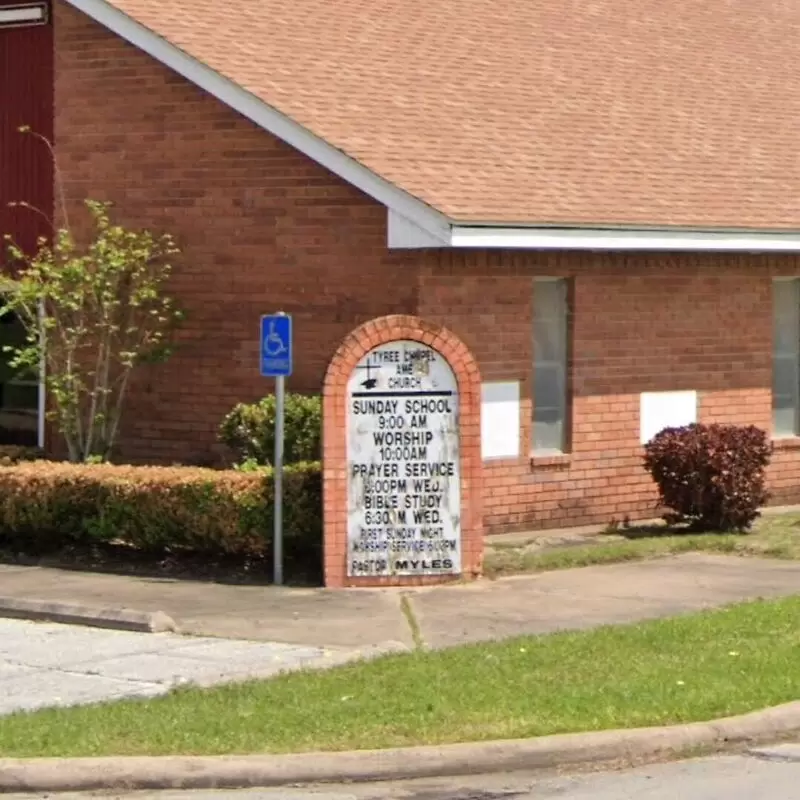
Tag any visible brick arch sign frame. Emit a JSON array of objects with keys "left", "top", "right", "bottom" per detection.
[{"left": 322, "top": 315, "right": 484, "bottom": 588}]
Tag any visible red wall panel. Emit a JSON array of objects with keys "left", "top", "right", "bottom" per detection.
[{"left": 0, "top": 1, "right": 54, "bottom": 268}]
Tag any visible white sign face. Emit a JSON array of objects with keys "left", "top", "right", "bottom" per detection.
[{"left": 346, "top": 340, "right": 461, "bottom": 578}]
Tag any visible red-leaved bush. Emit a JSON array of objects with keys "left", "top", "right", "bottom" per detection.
[{"left": 643, "top": 423, "right": 772, "bottom": 532}]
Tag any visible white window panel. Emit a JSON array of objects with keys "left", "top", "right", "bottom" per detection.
[
  {"left": 772, "top": 279, "right": 800, "bottom": 438},
  {"left": 532, "top": 278, "right": 569, "bottom": 454}
]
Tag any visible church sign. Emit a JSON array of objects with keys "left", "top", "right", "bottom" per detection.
[{"left": 346, "top": 340, "right": 461, "bottom": 578}]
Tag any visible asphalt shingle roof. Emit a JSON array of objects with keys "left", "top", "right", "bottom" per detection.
[{"left": 98, "top": 0, "right": 800, "bottom": 228}]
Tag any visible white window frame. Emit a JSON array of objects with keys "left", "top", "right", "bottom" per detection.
[
  {"left": 0, "top": 3, "right": 48, "bottom": 28},
  {"left": 532, "top": 277, "right": 570, "bottom": 455}
]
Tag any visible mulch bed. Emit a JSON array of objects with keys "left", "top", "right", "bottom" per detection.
[{"left": 0, "top": 542, "right": 320, "bottom": 586}]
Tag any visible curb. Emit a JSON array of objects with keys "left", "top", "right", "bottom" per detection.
[
  {"left": 0, "top": 596, "right": 178, "bottom": 633},
  {"left": 3, "top": 701, "right": 800, "bottom": 792}
]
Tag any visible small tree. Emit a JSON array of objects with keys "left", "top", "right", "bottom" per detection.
[{"left": 3, "top": 198, "right": 183, "bottom": 462}]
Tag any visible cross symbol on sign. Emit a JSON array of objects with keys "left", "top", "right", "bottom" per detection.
[{"left": 354, "top": 361, "right": 380, "bottom": 390}]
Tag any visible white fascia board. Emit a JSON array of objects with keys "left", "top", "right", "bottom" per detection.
[
  {"left": 449, "top": 226, "right": 800, "bottom": 252},
  {"left": 63, "top": 0, "right": 452, "bottom": 244},
  {"left": 387, "top": 210, "right": 450, "bottom": 248}
]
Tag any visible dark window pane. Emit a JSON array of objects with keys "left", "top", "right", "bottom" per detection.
[{"left": 0, "top": 306, "right": 38, "bottom": 447}]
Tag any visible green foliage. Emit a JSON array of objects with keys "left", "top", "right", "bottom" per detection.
[
  {"left": 0, "top": 461, "right": 322, "bottom": 578},
  {"left": 643, "top": 423, "right": 772, "bottom": 532},
  {"left": 0, "top": 445, "right": 43, "bottom": 465},
  {"left": 4, "top": 187, "right": 183, "bottom": 462},
  {"left": 219, "top": 394, "right": 321, "bottom": 466}
]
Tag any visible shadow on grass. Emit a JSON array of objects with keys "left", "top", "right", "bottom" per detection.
[
  {"left": 610, "top": 516, "right": 755, "bottom": 540},
  {"left": 612, "top": 523, "right": 696, "bottom": 540}
]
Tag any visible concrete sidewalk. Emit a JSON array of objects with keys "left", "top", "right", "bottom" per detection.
[
  {"left": 3, "top": 552, "right": 800, "bottom": 649},
  {"left": 0, "top": 618, "right": 330, "bottom": 715}
]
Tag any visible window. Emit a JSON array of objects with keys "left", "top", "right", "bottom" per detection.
[
  {"left": 0, "top": 3, "right": 48, "bottom": 29},
  {"left": 773, "top": 278, "right": 800, "bottom": 438},
  {"left": 0, "top": 307, "right": 38, "bottom": 447},
  {"left": 532, "top": 278, "right": 570, "bottom": 454}
]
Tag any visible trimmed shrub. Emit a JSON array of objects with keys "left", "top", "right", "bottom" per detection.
[
  {"left": 0, "top": 461, "right": 322, "bottom": 576},
  {"left": 643, "top": 423, "right": 771, "bottom": 532},
  {"left": 219, "top": 394, "right": 321, "bottom": 466},
  {"left": 0, "top": 445, "right": 44, "bottom": 465}
]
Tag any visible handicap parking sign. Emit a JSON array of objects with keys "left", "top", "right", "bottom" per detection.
[{"left": 260, "top": 314, "right": 292, "bottom": 377}]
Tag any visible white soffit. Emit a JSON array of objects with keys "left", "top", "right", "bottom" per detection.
[{"left": 447, "top": 226, "right": 800, "bottom": 252}]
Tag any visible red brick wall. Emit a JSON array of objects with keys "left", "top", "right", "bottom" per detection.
[
  {"left": 420, "top": 252, "right": 800, "bottom": 531},
  {"left": 55, "top": 5, "right": 800, "bottom": 531},
  {"left": 54, "top": 3, "right": 416, "bottom": 464}
]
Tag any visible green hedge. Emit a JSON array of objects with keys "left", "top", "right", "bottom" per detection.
[
  {"left": 0, "top": 461, "right": 322, "bottom": 577},
  {"left": 219, "top": 394, "right": 321, "bottom": 466},
  {"left": 0, "top": 445, "right": 44, "bottom": 465}
]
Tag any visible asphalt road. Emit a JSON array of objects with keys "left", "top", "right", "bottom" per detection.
[{"left": 8, "top": 748, "right": 800, "bottom": 799}]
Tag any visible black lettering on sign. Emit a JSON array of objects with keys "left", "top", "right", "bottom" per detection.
[
  {"left": 403, "top": 348, "right": 435, "bottom": 363},
  {"left": 365, "top": 509, "right": 407, "bottom": 525},
  {"left": 413, "top": 509, "right": 442, "bottom": 524},
  {"left": 352, "top": 540, "right": 390, "bottom": 553},
  {"left": 353, "top": 399, "right": 398, "bottom": 415},
  {"left": 380, "top": 445, "right": 428, "bottom": 461},
  {"left": 364, "top": 495, "right": 398, "bottom": 510},
  {"left": 410, "top": 414, "right": 428, "bottom": 428},
  {"left": 404, "top": 462, "right": 455, "bottom": 478},
  {"left": 394, "top": 559, "right": 454, "bottom": 571},
  {"left": 404, "top": 495, "right": 442, "bottom": 509},
  {"left": 405, "top": 398, "right": 452, "bottom": 414},
  {"left": 370, "top": 350, "right": 399, "bottom": 364},
  {"left": 365, "top": 478, "right": 407, "bottom": 494},
  {"left": 352, "top": 559, "right": 389, "bottom": 573},
  {"left": 358, "top": 527, "right": 384, "bottom": 540},
  {"left": 373, "top": 430, "right": 433, "bottom": 446},
  {"left": 388, "top": 376, "right": 422, "bottom": 389}
]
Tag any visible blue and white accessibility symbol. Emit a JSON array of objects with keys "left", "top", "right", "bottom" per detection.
[{"left": 260, "top": 314, "right": 293, "bottom": 377}]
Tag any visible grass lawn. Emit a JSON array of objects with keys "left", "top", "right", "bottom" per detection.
[
  {"left": 484, "top": 511, "right": 800, "bottom": 578},
  {"left": 4, "top": 596, "right": 800, "bottom": 757}
]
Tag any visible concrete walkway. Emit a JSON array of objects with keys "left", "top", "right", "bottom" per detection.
[
  {"left": 0, "top": 618, "right": 329, "bottom": 715},
  {"left": 3, "top": 552, "right": 800, "bottom": 650}
]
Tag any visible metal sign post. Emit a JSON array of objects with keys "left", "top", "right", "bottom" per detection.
[
  {"left": 260, "top": 313, "right": 293, "bottom": 586},
  {"left": 274, "top": 372, "right": 285, "bottom": 586}
]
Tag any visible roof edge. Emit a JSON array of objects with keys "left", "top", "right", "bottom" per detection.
[
  {"left": 63, "top": 0, "right": 452, "bottom": 243},
  {"left": 444, "top": 226, "right": 800, "bottom": 252}
]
